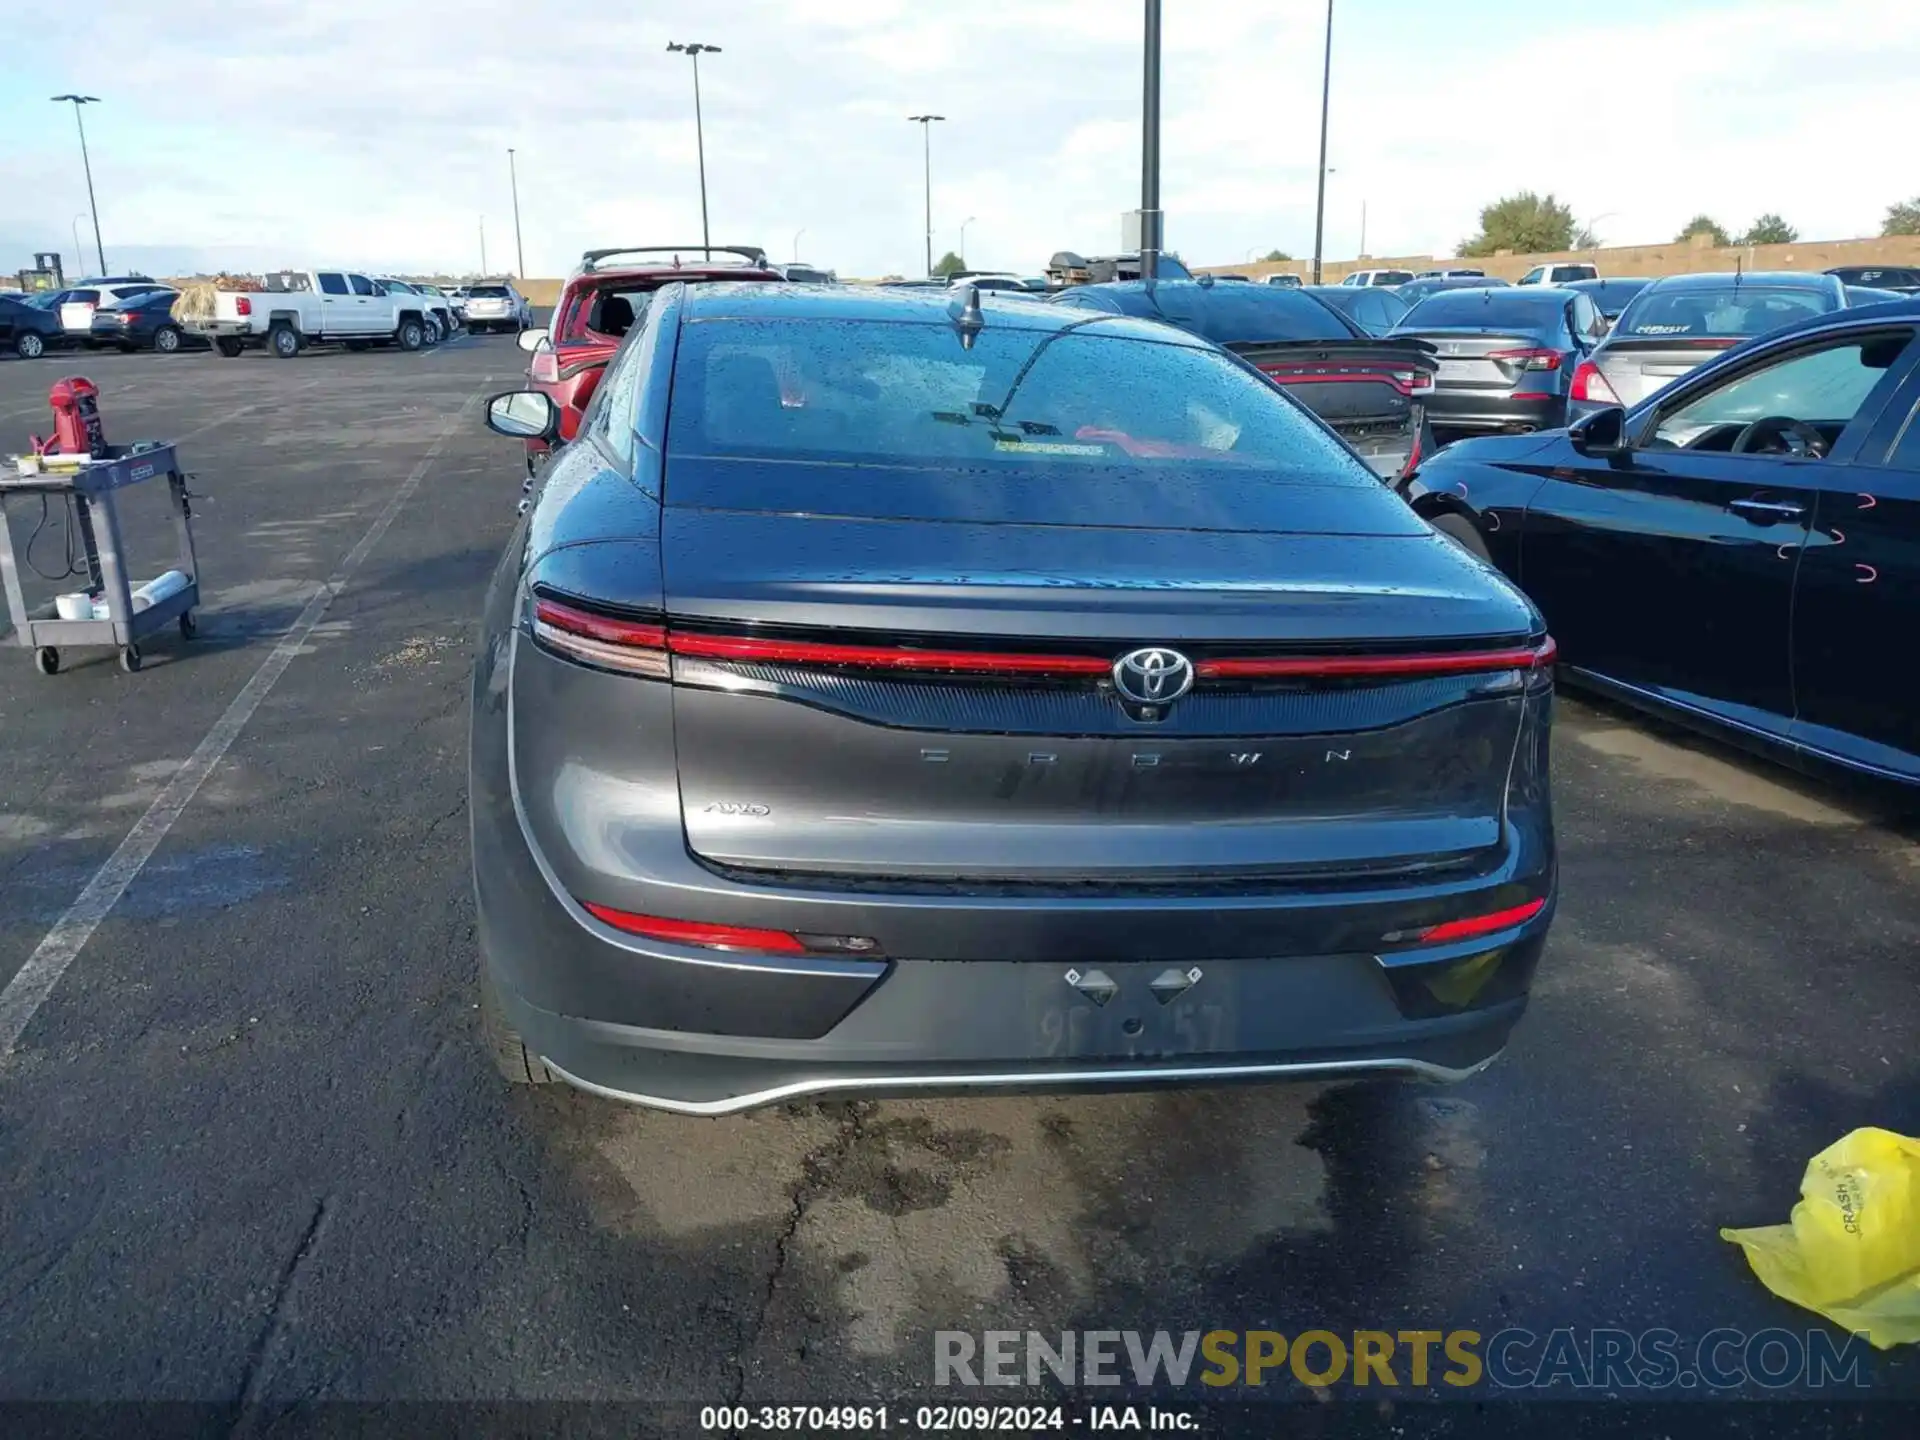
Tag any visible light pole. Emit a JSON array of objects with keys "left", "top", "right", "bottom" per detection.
[
  {"left": 479, "top": 216, "right": 488, "bottom": 276},
  {"left": 1140, "top": 0, "right": 1163, "bottom": 281},
  {"left": 792, "top": 227, "right": 806, "bottom": 263},
  {"left": 668, "top": 41, "right": 721, "bottom": 257},
  {"left": 51, "top": 95, "right": 106, "bottom": 275},
  {"left": 71, "top": 215, "right": 88, "bottom": 274},
  {"left": 506, "top": 149, "right": 525, "bottom": 278},
  {"left": 1580, "top": 211, "right": 1618, "bottom": 253},
  {"left": 908, "top": 115, "right": 945, "bottom": 278},
  {"left": 1311, "top": 0, "right": 1333, "bottom": 285},
  {"left": 959, "top": 216, "right": 975, "bottom": 266}
]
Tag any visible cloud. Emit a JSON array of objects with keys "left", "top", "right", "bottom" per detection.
[{"left": 2, "top": 0, "right": 1916, "bottom": 280}]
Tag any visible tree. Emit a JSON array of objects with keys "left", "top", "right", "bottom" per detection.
[
  {"left": 1260, "top": 248, "right": 1292, "bottom": 262},
  {"left": 1739, "top": 214, "right": 1798, "bottom": 245},
  {"left": 1676, "top": 215, "right": 1731, "bottom": 246},
  {"left": 1458, "top": 191, "right": 1576, "bottom": 258},
  {"left": 1884, "top": 198, "right": 1920, "bottom": 237},
  {"left": 932, "top": 250, "right": 966, "bottom": 278},
  {"left": 1572, "top": 224, "right": 1601, "bottom": 250}
]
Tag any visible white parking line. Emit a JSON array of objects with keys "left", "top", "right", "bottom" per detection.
[{"left": 0, "top": 382, "right": 489, "bottom": 1060}]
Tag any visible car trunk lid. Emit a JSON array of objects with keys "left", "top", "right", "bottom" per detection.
[
  {"left": 655, "top": 480, "right": 1541, "bottom": 882},
  {"left": 1592, "top": 336, "right": 1740, "bottom": 407},
  {"left": 1225, "top": 337, "right": 1436, "bottom": 478},
  {"left": 1389, "top": 327, "right": 1558, "bottom": 396}
]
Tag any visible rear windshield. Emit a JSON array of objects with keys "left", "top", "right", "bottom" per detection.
[
  {"left": 561, "top": 287, "right": 653, "bottom": 341},
  {"left": 664, "top": 317, "right": 1365, "bottom": 477},
  {"left": 1399, "top": 292, "right": 1566, "bottom": 328},
  {"left": 1616, "top": 286, "right": 1832, "bottom": 338},
  {"left": 468, "top": 285, "right": 510, "bottom": 297}
]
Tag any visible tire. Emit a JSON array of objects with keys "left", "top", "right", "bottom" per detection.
[
  {"left": 395, "top": 317, "right": 424, "bottom": 352},
  {"left": 479, "top": 967, "right": 555, "bottom": 1085},
  {"left": 118, "top": 645, "right": 142, "bottom": 673},
  {"left": 268, "top": 322, "right": 301, "bottom": 359},
  {"left": 1430, "top": 512, "right": 1492, "bottom": 562},
  {"left": 214, "top": 337, "right": 244, "bottom": 358},
  {"left": 33, "top": 646, "right": 58, "bottom": 676},
  {"left": 423, "top": 314, "right": 443, "bottom": 345},
  {"left": 178, "top": 611, "right": 197, "bottom": 639},
  {"left": 14, "top": 331, "right": 45, "bottom": 359},
  {"left": 153, "top": 325, "right": 182, "bottom": 354}
]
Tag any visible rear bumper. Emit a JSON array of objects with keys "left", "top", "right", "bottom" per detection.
[
  {"left": 1424, "top": 388, "right": 1566, "bottom": 433},
  {"left": 184, "top": 320, "right": 255, "bottom": 340},
  {"left": 475, "top": 709, "right": 1555, "bottom": 1114}
]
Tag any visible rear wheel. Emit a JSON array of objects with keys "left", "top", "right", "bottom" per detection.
[
  {"left": 153, "top": 325, "right": 182, "bottom": 354},
  {"left": 1430, "top": 512, "right": 1492, "bottom": 561},
  {"left": 423, "top": 314, "right": 444, "bottom": 345},
  {"left": 213, "top": 337, "right": 244, "bottom": 358},
  {"left": 395, "top": 317, "right": 424, "bottom": 352},
  {"left": 15, "top": 331, "right": 45, "bottom": 359},
  {"left": 479, "top": 967, "right": 556, "bottom": 1085},
  {"left": 268, "top": 322, "right": 301, "bottom": 359}
]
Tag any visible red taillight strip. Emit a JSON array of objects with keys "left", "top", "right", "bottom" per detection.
[
  {"left": 1258, "top": 367, "right": 1432, "bottom": 397},
  {"left": 1197, "top": 638, "right": 1554, "bottom": 680},
  {"left": 581, "top": 902, "right": 810, "bottom": 954},
  {"left": 667, "top": 631, "right": 1113, "bottom": 677},
  {"left": 1414, "top": 897, "right": 1548, "bottom": 944},
  {"left": 535, "top": 595, "right": 1557, "bottom": 686}
]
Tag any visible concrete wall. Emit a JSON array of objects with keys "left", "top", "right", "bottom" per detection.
[{"left": 1199, "top": 233, "right": 1920, "bottom": 286}]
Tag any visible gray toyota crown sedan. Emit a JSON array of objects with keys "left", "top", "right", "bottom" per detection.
[{"left": 470, "top": 281, "right": 1557, "bottom": 1115}]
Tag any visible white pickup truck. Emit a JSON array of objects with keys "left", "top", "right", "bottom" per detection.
[{"left": 183, "top": 268, "right": 435, "bottom": 358}]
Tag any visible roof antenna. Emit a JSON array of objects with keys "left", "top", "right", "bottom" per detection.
[{"left": 949, "top": 283, "right": 984, "bottom": 350}]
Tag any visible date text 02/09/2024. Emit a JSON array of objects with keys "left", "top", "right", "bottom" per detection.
[{"left": 699, "top": 1404, "right": 1200, "bottom": 1431}]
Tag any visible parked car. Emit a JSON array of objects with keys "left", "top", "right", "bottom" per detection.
[
  {"left": 471, "top": 281, "right": 1557, "bottom": 1114},
  {"left": 1517, "top": 263, "right": 1598, "bottom": 286},
  {"left": 1301, "top": 284, "right": 1408, "bottom": 336},
  {"left": 1050, "top": 277, "right": 1438, "bottom": 478},
  {"left": 379, "top": 279, "right": 453, "bottom": 343},
  {"left": 445, "top": 285, "right": 470, "bottom": 320},
  {"left": 415, "top": 282, "right": 463, "bottom": 334},
  {"left": 1396, "top": 299, "right": 1920, "bottom": 785},
  {"left": 1046, "top": 251, "right": 1194, "bottom": 286},
  {"left": 0, "top": 294, "right": 65, "bottom": 358},
  {"left": 58, "top": 281, "right": 174, "bottom": 338},
  {"left": 464, "top": 280, "right": 533, "bottom": 333},
  {"left": 780, "top": 263, "right": 837, "bottom": 284},
  {"left": 1263, "top": 273, "right": 1304, "bottom": 288},
  {"left": 1416, "top": 268, "right": 1486, "bottom": 279},
  {"left": 1563, "top": 277, "right": 1652, "bottom": 323},
  {"left": 89, "top": 288, "right": 197, "bottom": 353},
  {"left": 1339, "top": 269, "right": 1414, "bottom": 288},
  {"left": 1827, "top": 266, "right": 1920, "bottom": 295},
  {"left": 1565, "top": 271, "right": 1848, "bottom": 420},
  {"left": 518, "top": 246, "right": 784, "bottom": 473},
  {"left": 1391, "top": 286, "right": 1607, "bottom": 437},
  {"left": 1395, "top": 275, "right": 1513, "bottom": 310},
  {"left": 947, "top": 273, "right": 1029, "bottom": 292},
  {"left": 182, "top": 268, "right": 434, "bottom": 357}
]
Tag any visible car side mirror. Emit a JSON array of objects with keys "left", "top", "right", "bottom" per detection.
[
  {"left": 485, "top": 390, "right": 559, "bottom": 442},
  {"left": 1569, "top": 405, "right": 1627, "bottom": 455},
  {"left": 516, "top": 327, "right": 550, "bottom": 353}
]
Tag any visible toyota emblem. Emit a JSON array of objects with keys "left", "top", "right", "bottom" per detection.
[{"left": 1112, "top": 647, "right": 1195, "bottom": 707}]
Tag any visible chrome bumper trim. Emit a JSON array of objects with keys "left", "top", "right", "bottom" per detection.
[{"left": 539, "top": 1050, "right": 1503, "bottom": 1117}]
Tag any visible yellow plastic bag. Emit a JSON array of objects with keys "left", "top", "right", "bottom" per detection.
[{"left": 1721, "top": 1127, "right": 1920, "bottom": 1349}]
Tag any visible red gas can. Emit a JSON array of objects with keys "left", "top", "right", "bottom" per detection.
[{"left": 45, "top": 377, "right": 110, "bottom": 458}]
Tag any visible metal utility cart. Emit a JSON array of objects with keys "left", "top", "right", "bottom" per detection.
[{"left": 0, "top": 442, "right": 200, "bottom": 674}]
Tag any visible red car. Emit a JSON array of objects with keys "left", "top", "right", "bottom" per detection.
[{"left": 522, "top": 246, "right": 785, "bottom": 471}]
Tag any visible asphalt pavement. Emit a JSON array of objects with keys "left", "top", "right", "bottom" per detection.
[{"left": 0, "top": 335, "right": 1917, "bottom": 1438}]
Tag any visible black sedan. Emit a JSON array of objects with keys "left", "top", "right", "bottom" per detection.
[
  {"left": 89, "top": 289, "right": 195, "bottom": 353},
  {"left": 1564, "top": 276, "right": 1652, "bottom": 323},
  {"left": 1300, "top": 283, "right": 1408, "bottom": 336},
  {"left": 469, "top": 281, "right": 1555, "bottom": 1115},
  {"left": 1391, "top": 286, "right": 1609, "bottom": 438},
  {"left": 1398, "top": 298, "right": 1920, "bottom": 785},
  {"left": 0, "top": 294, "right": 66, "bottom": 359}
]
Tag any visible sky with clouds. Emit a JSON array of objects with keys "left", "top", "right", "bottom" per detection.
[{"left": 4, "top": 0, "right": 1918, "bottom": 281}]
